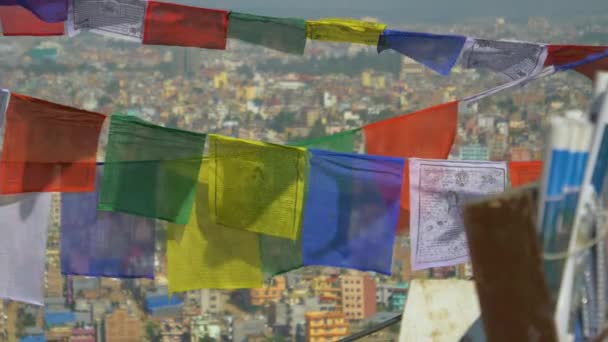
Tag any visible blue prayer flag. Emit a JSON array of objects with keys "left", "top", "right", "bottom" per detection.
[
  {"left": 301, "top": 149, "right": 404, "bottom": 275},
  {"left": 61, "top": 165, "right": 155, "bottom": 279},
  {"left": 0, "top": 0, "right": 67, "bottom": 22},
  {"left": 378, "top": 30, "right": 466, "bottom": 76}
]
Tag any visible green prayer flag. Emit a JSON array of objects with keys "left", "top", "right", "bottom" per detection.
[
  {"left": 289, "top": 129, "right": 360, "bottom": 153},
  {"left": 227, "top": 12, "right": 307, "bottom": 55},
  {"left": 259, "top": 234, "right": 302, "bottom": 279},
  {"left": 98, "top": 115, "right": 206, "bottom": 224}
]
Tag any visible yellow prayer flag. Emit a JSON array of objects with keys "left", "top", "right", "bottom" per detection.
[
  {"left": 208, "top": 134, "right": 307, "bottom": 240},
  {"left": 305, "top": 18, "right": 387, "bottom": 45},
  {"left": 166, "top": 161, "right": 263, "bottom": 293}
]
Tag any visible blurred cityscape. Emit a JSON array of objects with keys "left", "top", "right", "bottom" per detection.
[{"left": 0, "top": 14, "right": 607, "bottom": 342}]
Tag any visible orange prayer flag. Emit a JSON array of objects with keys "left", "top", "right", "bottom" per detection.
[
  {"left": 544, "top": 45, "right": 608, "bottom": 80},
  {"left": 143, "top": 1, "right": 228, "bottom": 49},
  {"left": 0, "top": 5, "right": 64, "bottom": 36},
  {"left": 509, "top": 161, "right": 543, "bottom": 188},
  {"left": 363, "top": 101, "right": 458, "bottom": 233},
  {"left": 0, "top": 93, "right": 106, "bottom": 194}
]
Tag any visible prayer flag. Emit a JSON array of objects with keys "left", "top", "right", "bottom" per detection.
[
  {"left": 409, "top": 159, "right": 507, "bottom": 270},
  {"left": 306, "top": 18, "right": 386, "bottom": 46},
  {"left": 143, "top": 1, "right": 228, "bottom": 49},
  {"left": 228, "top": 12, "right": 306, "bottom": 55},
  {"left": 259, "top": 234, "right": 302, "bottom": 279},
  {"left": 0, "top": 5, "right": 64, "bottom": 36},
  {"left": 510, "top": 161, "right": 543, "bottom": 187},
  {"left": 61, "top": 165, "right": 155, "bottom": 279},
  {"left": 0, "top": 0, "right": 67, "bottom": 22},
  {"left": 166, "top": 161, "right": 263, "bottom": 293},
  {"left": 544, "top": 45, "right": 608, "bottom": 80},
  {"left": 461, "top": 38, "right": 547, "bottom": 80},
  {"left": 67, "top": 0, "right": 147, "bottom": 42},
  {"left": 301, "top": 149, "right": 404, "bottom": 275},
  {"left": 98, "top": 115, "right": 206, "bottom": 224},
  {"left": 363, "top": 101, "right": 458, "bottom": 233},
  {"left": 0, "top": 193, "right": 52, "bottom": 305},
  {"left": 378, "top": 30, "right": 466, "bottom": 76},
  {"left": 0, "top": 93, "right": 105, "bottom": 194},
  {"left": 289, "top": 129, "right": 360, "bottom": 153},
  {"left": 208, "top": 135, "right": 307, "bottom": 240}
]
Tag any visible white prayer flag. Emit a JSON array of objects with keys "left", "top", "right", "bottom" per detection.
[
  {"left": 67, "top": 0, "right": 147, "bottom": 42},
  {"left": 409, "top": 159, "right": 507, "bottom": 270}
]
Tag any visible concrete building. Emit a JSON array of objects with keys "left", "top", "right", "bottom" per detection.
[
  {"left": 305, "top": 311, "right": 348, "bottom": 342},
  {"left": 104, "top": 308, "right": 143, "bottom": 342},
  {"left": 250, "top": 276, "right": 286, "bottom": 306},
  {"left": 340, "top": 275, "right": 377, "bottom": 321},
  {"left": 459, "top": 144, "right": 489, "bottom": 160},
  {"left": 200, "top": 290, "right": 224, "bottom": 316}
]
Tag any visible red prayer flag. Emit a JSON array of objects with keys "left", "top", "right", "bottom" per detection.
[
  {"left": 544, "top": 45, "right": 608, "bottom": 79},
  {"left": 143, "top": 1, "right": 228, "bottom": 49},
  {"left": 0, "top": 6, "right": 64, "bottom": 36},
  {"left": 0, "top": 93, "right": 106, "bottom": 194},
  {"left": 509, "top": 161, "right": 543, "bottom": 188},
  {"left": 363, "top": 101, "right": 458, "bottom": 233}
]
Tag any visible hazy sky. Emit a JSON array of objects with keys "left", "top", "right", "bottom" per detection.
[{"left": 182, "top": 0, "right": 608, "bottom": 23}]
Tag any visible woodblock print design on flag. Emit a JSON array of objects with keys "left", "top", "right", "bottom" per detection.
[
  {"left": 0, "top": 5, "right": 64, "bottom": 36},
  {"left": 363, "top": 101, "right": 458, "bottom": 233},
  {"left": 143, "top": 1, "right": 228, "bottom": 49},
  {"left": 378, "top": 30, "right": 467, "bottom": 76},
  {"left": 208, "top": 134, "right": 307, "bottom": 240},
  {"left": 409, "top": 159, "right": 507, "bottom": 270},
  {"left": 166, "top": 160, "right": 263, "bottom": 293},
  {"left": 301, "top": 149, "right": 404, "bottom": 275},
  {"left": 0, "top": 0, "right": 67, "bottom": 22},
  {"left": 0, "top": 193, "right": 52, "bottom": 305},
  {"left": 306, "top": 18, "right": 386, "bottom": 46},
  {"left": 0, "top": 93, "right": 105, "bottom": 194},
  {"left": 227, "top": 12, "right": 306, "bottom": 55},
  {"left": 509, "top": 161, "right": 543, "bottom": 187},
  {"left": 67, "top": 0, "right": 147, "bottom": 42},
  {"left": 544, "top": 45, "right": 608, "bottom": 80},
  {"left": 289, "top": 128, "right": 360, "bottom": 153},
  {"left": 61, "top": 165, "right": 155, "bottom": 279},
  {"left": 98, "top": 115, "right": 206, "bottom": 224},
  {"left": 460, "top": 38, "right": 548, "bottom": 80}
]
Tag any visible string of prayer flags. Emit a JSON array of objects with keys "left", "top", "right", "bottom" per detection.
[
  {"left": 305, "top": 18, "right": 386, "bottom": 46},
  {"left": 61, "top": 165, "right": 155, "bottom": 279},
  {"left": 0, "top": 193, "right": 52, "bottom": 305},
  {"left": 67, "top": 0, "right": 148, "bottom": 42},
  {"left": 289, "top": 128, "right": 360, "bottom": 153},
  {"left": 509, "top": 161, "right": 543, "bottom": 187},
  {"left": 166, "top": 161, "right": 263, "bottom": 293},
  {"left": 143, "top": 1, "right": 228, "bottom": 49},
  {"left": 544, "top": 45, "right": 608, "bottom": 80},
  {"left": 460, "top": 38, "right": 548, "bottom": 80},
  {"left": 0, "top": 5, "right": 64, "bottom": 36},
  {"left": 377, "top": 30, "right": 467, "bottom": 76},
  {"left": 98, "top": 115, "right": 206, "bottom": 224},
  {"left": 0, "top": 93, "right": 105, "bottom": 194},
  {"left": 207, "top": 134, "right": 307, "bottom": 240},
  {"left": 363, "top": 101, "right": 459, "bottom": 230},
  {"left": 0, "top": 0, "right": 67, "bottom": 22},
  {"left": 301, "top": 149, "right": 404, "bottom": 275},
  {"left": 409, "top": 159, "right": 507, "bottom": 270},
  {"left": 259, "top": 234, "right": 302, "bottom": 279},
  {"left": 227, "top": 12, "right": 306, "bottom": 55}
]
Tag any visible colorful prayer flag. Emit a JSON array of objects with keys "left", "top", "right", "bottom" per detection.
[
  {"left": 98, "top": 115, "right": 206, "bottom": 224},
  {"left": 143, "top": 1, "right": 228, "bottom": 49},
  {"left": 509, "top": 161, "right": 543, "bottom": 187},
  {"left": 289, "top": 129, "right": 360, "bottom": 153},
  {"left": 301, "top": 149, "right": 404, "bottom": 275},
  {"left": 61, "top": 165, "right": 155, "bottom": 279},
  {"left": 544, "top": 45, "right": 608, "bottom": 80},
  {"left": 67, "top": 0, "right": 147, "bottom": 42},
  {"left": 208, "top": 135, "right": 307, "bottom": 240},
  {"left": 0, "top": 193, "right": 52, "bottom": 305},
  {"left": 0, "top": 93, "right": 105, "bottom": 194},
  {"left": 259, "top": 234, "right": 302, "bottom": 279},
  {"left": 363, "top": 101, "right": 459, "bottom": 232},
  {"left": 0, "top": 0, "right": 67, "bottom": 22},
  {"left": 306, "top": 18, "right": 386, "bottom": 46},
  {"left": 0, "top": 5, "right": 64, "bottom": 36},
  {"left": 166, "top": 161, "right": 263, "bottom": 293},
  {"left": 228, "top": 12, "right": 306, "bottom": 55},
  {"left": 378, "top": 30, "right": 466, "bottom": 76}
]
